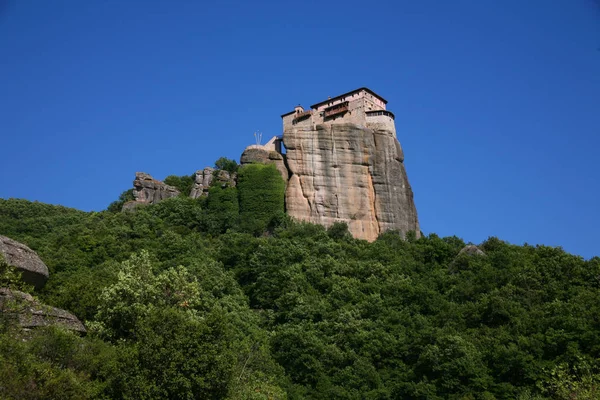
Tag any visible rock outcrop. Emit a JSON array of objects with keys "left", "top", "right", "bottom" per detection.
[
  {"left": 214, "top": 170, "right": 236, "bottom": 189},
  {"left": 283, "top": 122, "right": 419, "bottom": 242},
  {"left": 0, "top": 288, "right": 86, "bottom": 333},
  {"left": 122, "top": 172, "right": 180, "bottom": 210},
  {"left": 240, "top": 145, "right": 289, "bottom": 182},
  {"left": 0, "top": 235, "right": 85, "bottom": 333},
  {"left": 0, "top": 235, "right": 49, "bottom": 289},
  {"left": 190, "top": 167, "right": 215, "bottom": 198},
  {"left": 132, "top": 172, "right": 180, "bottom": 203},
  {"left": 123, "top": 91, "right": 420, "bottom": 242},
  {"left": 458, "top": 245, "right": 486, "bottom": 257}
]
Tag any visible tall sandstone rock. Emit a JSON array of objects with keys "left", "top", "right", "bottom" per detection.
[
  {"left": 123, "top": 89, "right": 419, "bottom": 241},
  {"left": 283, "top": 122, "right": 419, "bottom": 241}
]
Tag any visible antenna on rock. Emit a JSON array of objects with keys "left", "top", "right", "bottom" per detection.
[{"left": 254, "top": 131, "right": 263, "bottom": 146}]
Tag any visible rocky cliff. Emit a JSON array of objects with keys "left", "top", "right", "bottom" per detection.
[{"left": 282, "top": 122, "right": 419, "bottom": 242}]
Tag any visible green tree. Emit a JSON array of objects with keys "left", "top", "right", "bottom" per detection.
[
  {"left": 107, "top": 189, "right": 135, "bottom": 213},
  {"left": 215, "top": 157, "right": 239, "bottom": 174},
  {"left": 164, "top": 173, "right": 196, "bottom": 196}
]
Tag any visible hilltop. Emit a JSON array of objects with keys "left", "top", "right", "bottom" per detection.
[{"left": 0, "top": 196, "right": 599, "bottom": 399}]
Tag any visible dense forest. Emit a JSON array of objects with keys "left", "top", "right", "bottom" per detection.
[{"left": 1, "top": 160, "right": 599, "bottom": 399}]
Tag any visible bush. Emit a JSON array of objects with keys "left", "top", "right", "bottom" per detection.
[
  {"left": 164, "top": 174, "right": 196, "bottom": 196},
  {"left": 204, "top": 186, "right": 239, "bottom": 234},
  {"left": 237, "top": 164, "right": 285, "bottom": 235},
  {"left": 106, "top": 189, "right": 135, "bottom": 213}
]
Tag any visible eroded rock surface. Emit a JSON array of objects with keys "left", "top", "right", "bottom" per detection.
[
  {"left": 283, "top": 122, "right": 419, "bottom": 242},
  {"left": 190, "top": 167, "right": 215, "bottom": 198},
  {"left": 122, "top": 172, "right": 180, "bottom": 210},
  {"left": 214, "top": 170, "right": 236, "bottom": 189},
  {"left": 240, "top": 146, "right": 289, "bottom": 181},
  {"left": 458, "top": 245, "right": 486, "bottom": 257},
  {"left": 0, "top": 235, "right": 49, "bottom": 289},
  {"left": 0, "top": 288, "right": 86, "bottom": 333}
]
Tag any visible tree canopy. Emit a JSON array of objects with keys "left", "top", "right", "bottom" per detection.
[{"left": 0, "top": 189, "right": 599, "bottom": 399}]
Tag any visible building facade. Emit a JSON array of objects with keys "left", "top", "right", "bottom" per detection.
[{"left": 281, "top": 87, "right": 396, "bottom": 136}]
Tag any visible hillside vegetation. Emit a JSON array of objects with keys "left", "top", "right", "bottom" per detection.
[{"left": 1, "top": 167, "right": 599, "bottom": 399}]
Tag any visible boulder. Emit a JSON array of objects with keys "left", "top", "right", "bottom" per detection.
[
  {"left": 0, "top": 288, "right": 86, "bottom": 334},
  {"left": 0, "top": 235, "right": 49, "bottom": 289},
  {"left": 240, "top": 146, "right": 289, "bottom": 181},
  {"left": 283, "top": 122, "right": 419, "bottom": 242},
  {"left": 458, "top": 245, "right": 486, "bottom": 257}
]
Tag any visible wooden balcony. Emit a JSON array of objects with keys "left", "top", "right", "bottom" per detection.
[
  {"left": 293, "top": 110, "right": 312, "bottom": 122},
  {"left": 323, "top": 102, "right": 349, "bottom": 118}
]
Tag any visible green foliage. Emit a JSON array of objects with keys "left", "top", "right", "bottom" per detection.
[
  {"left": 0, "top": 326, "right": 120, "bottom": 399},
  {"left": 107, "top": 189, "right": 135, "bottom": 213},
  {"left": 0, "top": 254, "right": 34, "bottom": 293},
  {"left": 327, "top": 222, "right": 351, "bottom": 240},
  {"left": 164, "top": 173, "right": 196, "bottom": 196},
  {"left": 0, "top": 197, "right": 599, "bottom": 399},
  {"left": 537, "top": 357, "right": 600, "bottom": 399},
  {"left": 205, "top": 186, "right": 240, "bottom": 234},
  {"left": 215, "top": 157, "right": 239, "bottom": 174},
  {"left": 237, "top": 164, "right": 285, "bottom": 235}
]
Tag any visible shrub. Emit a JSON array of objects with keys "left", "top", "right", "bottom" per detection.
[{"left": 237, "top": 164, "right": 285, "bottom": 235}]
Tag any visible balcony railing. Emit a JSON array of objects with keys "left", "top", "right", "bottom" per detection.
[
  {"left": 323, "top": 102, "right": 349, "bottom": 118},
  {"left": 293, "top": 110, "right": 312, "bottom": 122},
  {"left": 365, "top": 110, "right": 395, "bottom": 120}
]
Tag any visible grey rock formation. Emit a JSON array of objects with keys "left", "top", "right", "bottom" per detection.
[
  {"left": 0, "top": 235, "right": 49, "bottom": 289},
  {"left": 190, "top": 167, "right": 215, "bottom": 198},
  {"left": 0, "top": 288, "right": 86, "bottom": 333},
  {"left": 458, "top": 245, "right": 486, "bottom": 257},
  {"left": 133, "top": 172, "right": 180, "bottom": 203},
  {"left": 122, "top": 172, "right": 180, "bottom": 210},
  {"left": 283, "top": 122, "right": 419, "bottom": 242},
  {"left": 240, "top": 146, "right": 289, "bottom": 181},
  {"left": 214, "top": 170, "right": 236, "bottom": 188}
]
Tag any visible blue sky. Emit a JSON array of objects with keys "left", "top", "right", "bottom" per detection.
[{"left": 1, "top": 0, "right": 598, "bottom": 258}]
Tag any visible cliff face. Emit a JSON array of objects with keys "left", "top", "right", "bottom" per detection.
[{"left": 283, "top": 122, "right": 419, "bottom": 241}]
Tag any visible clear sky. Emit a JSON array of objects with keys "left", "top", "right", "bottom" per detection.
[{"left": 1, "top": 0, "right": 598, "bottom": 258}]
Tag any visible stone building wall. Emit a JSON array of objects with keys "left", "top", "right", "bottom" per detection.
[
  {"left": 365, "top": 112, "right": 396, "bottom": 137},
  {"left": 282, "top": 89, "right": 388, "bottom": 132}
]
